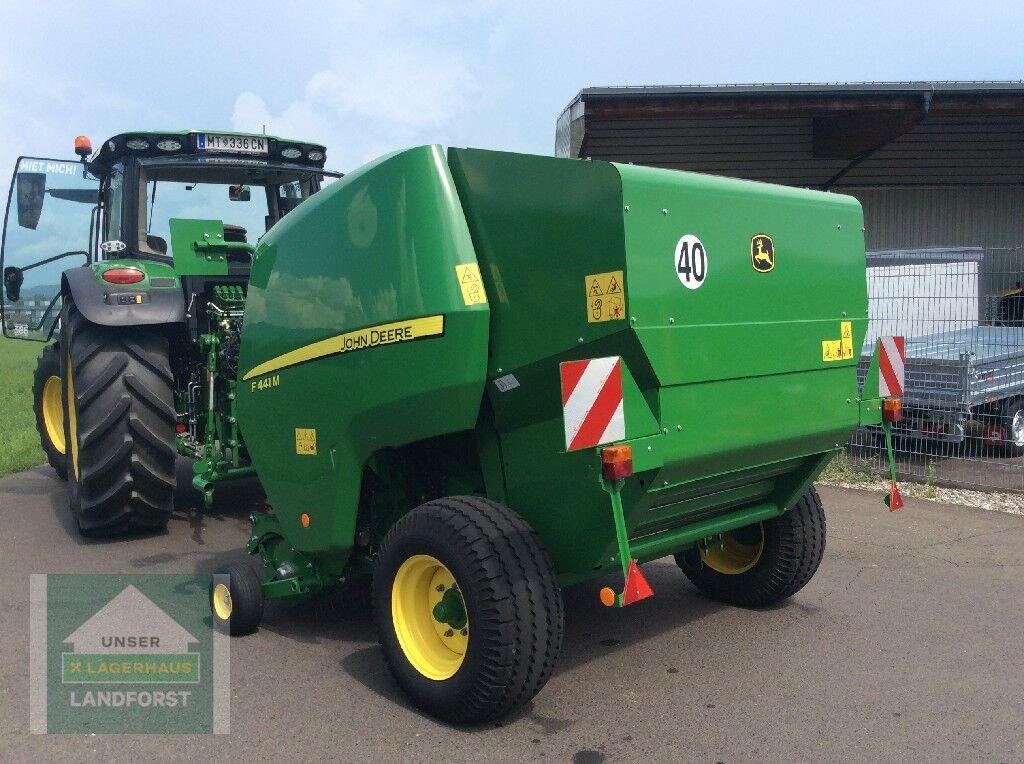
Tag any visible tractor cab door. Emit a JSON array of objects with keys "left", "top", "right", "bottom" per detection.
[{"left": 1, "top": 157, "right": 97, "bottom": 341}]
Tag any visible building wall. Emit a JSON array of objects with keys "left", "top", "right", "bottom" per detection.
[{"left": 854, "top": 186, "right": 1024, "bottom": 250}]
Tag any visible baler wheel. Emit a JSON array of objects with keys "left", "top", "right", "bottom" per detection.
[
  {"left": 676, "top": 486, "right": 826, "bottom": 607},
  {"left": 32, "top": 342, "right": 68, "bottom": 480},
  {"left": 61, "top": 299, "right": 176, "bottom": 536},
  {"left": 211, "top": 562, "right": 264, "bottom": 636},
  {"left": 372, "top": 496, "right": 563, "bottom": 724}
]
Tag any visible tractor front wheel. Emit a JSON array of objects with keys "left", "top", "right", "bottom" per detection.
[
  {"left": 372, "top": 496, "right": 563, "bottom": 724},
  {"left": 32, "top": 342, "right": 68, "bottom": 480},
  {"left": 62, "top": 300, "right": 176, "bottom": 536},
  {"left": 676, "top": 485, "right": 826, "bottom": 607}
]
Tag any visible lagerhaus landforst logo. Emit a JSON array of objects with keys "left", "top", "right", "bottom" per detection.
[{"left": 30, "top": 574, "right": 229, "bottom": 734}]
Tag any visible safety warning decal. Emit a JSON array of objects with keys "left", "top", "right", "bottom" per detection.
[
  {"left": 455, "top": 263, "right": 487, "bottom": 306},
  {"left": 585, "top": 270, "right": 626, "bottom": 323},
  {"left": 560, "top": 356, "right": 625, "bottom": 451},
  {"left": 822, "top": 320, "right": 854, "bottom": 362},
  {"left": 295, "top": 428, "right": 317, "bottom": 456}
]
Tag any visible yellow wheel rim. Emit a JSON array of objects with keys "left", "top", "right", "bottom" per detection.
[
  {"left": 42, "top": 375, "right": 65, "bottom": 455},
  {"left": 212, "top": 583, "right": 233, "bottom": 621},
  {"left": 702, "top": 524, "right": 765, "bottom": 575},
  {"left": 392, "top": 555, "right": 468, "bottom": 681},
  {"left": 66, "top": 352, "right": 80, "bottom": 480}
]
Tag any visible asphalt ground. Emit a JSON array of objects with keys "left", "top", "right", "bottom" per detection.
[{"left": 1, "top": 467, "right": 1022, "bottom": 763}]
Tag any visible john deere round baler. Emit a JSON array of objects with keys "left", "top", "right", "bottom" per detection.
[{"left": 210, "top": 145, "right": 903, "bottom": 723}]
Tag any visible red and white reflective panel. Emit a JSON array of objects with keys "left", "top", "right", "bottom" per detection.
[
  {"left": 879, "top": 336, "right": 905, "bottom": 398},
  {"left": 560, "top": 356, "right": 625, "bottom": 452}
]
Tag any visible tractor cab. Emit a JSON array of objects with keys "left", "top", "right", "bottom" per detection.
[{"left": 1, "top": 130, "right": 338, "bottom": 340}]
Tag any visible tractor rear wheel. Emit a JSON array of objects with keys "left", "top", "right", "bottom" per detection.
[
  {"left": 372, "top": 496, "right": 563, "bottom": 724},
  {"left": 32, "top": 342, "right": 68, "bottom": 480},
  {"left": 61, "top": 300, "right": 176, "bottom": 536},
  {"left": 676, "top": 486, "right": 826, "bottom": 607}
]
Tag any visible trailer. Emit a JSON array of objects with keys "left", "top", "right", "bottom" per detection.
[{"left": 872, "top": 326, "right": 1024, "bottom": 449}]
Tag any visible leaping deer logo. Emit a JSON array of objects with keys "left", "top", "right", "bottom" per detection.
[{"left": 751, "top": 234, "right": 775, "bottom": 272}]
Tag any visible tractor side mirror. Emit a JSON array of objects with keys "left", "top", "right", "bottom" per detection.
[
  {"left": 4, "top": 266, "right": 24, "bottom": 302},
  {"left": 16, "top": 172, "right": 46, "bottom": 230},
  {"left": 229, "top": 185, "right": 251, "bottom": 202}
]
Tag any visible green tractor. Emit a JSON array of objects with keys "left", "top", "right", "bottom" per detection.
[{"left": 1, "top": 131, "right": 336, "bottom": 534}]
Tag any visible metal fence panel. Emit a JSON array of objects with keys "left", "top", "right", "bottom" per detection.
[{"left": 848, "top": 247, "right": 1024, "bottom": 492}]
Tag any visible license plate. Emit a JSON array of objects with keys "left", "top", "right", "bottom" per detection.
[{"left": 197, "top": 134, "right": 268, "bottom": 155}]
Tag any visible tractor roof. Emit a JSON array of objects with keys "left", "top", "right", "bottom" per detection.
[{"left": 88, "top": 130, "right": 327, "bottom": 175}]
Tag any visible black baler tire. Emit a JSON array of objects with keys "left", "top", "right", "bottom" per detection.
[
  {"left": 372, "top": 496, "right": 564, "bottom": 724},
  {"left": 212, "top": 562, "right": 264, "bottom": 636},
  {"left": 676, "top": 486, "right": 827, "bottom": 607},
  {"left": 62, "top": 300, "right": 176, "bottom": 536},
  {"left": 32, "top": 342, "right": 68, "bottom": 480}
]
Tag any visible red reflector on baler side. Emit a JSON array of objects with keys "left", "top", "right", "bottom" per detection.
[
  {"left": 102, "top": 268, "right": 145, "bottom": 284},
  {"left": 601, "top": 445, "right": 633, "bottom": 481},
  {"left": 883, "top": 398, "right": 902, "bottom": 423}
]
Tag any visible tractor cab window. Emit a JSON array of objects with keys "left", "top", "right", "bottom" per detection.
[
  {"left": 136, "top": 160, "right": 333, "bottom": 259},
  {"left": 142, "top": 179, "right": 268, "bottom": 256},
  {"left": 1, "top": 157, "right": 96, "bottom": 340}
]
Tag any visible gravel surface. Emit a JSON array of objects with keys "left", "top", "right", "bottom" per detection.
[{"left": 816, "top": 477, "right": 1024, "bottom": 515}]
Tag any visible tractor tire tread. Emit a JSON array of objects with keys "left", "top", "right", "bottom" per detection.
[{"left": 64, "top": 301, "right": 175, "bottom": 535}]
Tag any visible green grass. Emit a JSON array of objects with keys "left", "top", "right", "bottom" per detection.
[{"left": 0, "top": 336, "right": 47, "bottom": 476}]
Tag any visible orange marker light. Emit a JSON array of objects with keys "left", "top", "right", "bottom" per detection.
[
  {"left": 601, "top": 445, "right": 633, "bottom": 481},
  {"left": 599, "top": 587, "right": 616, "bottom": 607},
  {"left": 882, "top": 398, "right": 903, "bottom": 423},
  {"left": 74, "top": 135, "right": 92, "bottom": 159},
  {"left": 300, "top": 513, "right": 311, "bottom": 528},
  {"left": 101, "top": 268, "right": 145, "bottom": 284}
]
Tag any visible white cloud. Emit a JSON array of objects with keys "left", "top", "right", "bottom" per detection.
[{"left": 230, "top": 5, "right": 491, "bottom": 170}]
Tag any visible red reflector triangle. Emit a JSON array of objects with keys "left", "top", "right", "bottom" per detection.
[
  {"left": 887, "top": 482, "right": 904, "bottom": 512},
  {"left": 622, "top": 560, "right": 654, "bottom": 605}
]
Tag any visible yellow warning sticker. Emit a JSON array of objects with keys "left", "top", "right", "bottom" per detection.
[
  {"left": 822, "top": 320, "right": 855, "bottom": 362},
  {"left": 455, "top": 263, "right": 487, "bottom": 306},
  {"left": 295, "top": 428, "right": 317, "bottom": 456},
  {"left": 585, "top": 270, "right": 626, "bottom": 323}
]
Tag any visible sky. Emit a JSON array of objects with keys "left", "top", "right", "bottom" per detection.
[{"left": 0, "top": 0, "right": 1022, "bottom": 177}]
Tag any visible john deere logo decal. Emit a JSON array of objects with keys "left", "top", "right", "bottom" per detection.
[{"left": 751, "top": 234, "right": 775, "bottom": 273}]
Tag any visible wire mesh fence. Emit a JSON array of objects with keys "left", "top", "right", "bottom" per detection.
[{"left": 847, "top": 246, "right": 1024, "bottom": 492}]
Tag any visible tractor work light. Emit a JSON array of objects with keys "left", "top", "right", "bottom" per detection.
[
  {"left": 601, "top": 445, "right": 633, "bottom": 481},
  {"left": 102, "top": 268, "right": 145, "bottom": 285},
  {"left": 280, "top": 146, "right": 302, "bottom": 159},
  {"left": 125, "top": 137, "right": 150, "bottom": 150},
  {"left": 307, "top": 149, "right": 325, "bottom": 162},
  {"left": 882, "top": 398, "right": 902, "bottom": 423},
  {"left": 156, "top": 138, "right": 182, "bottom": 151}
]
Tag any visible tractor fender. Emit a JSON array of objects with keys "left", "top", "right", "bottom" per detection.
[{"left": 62, "top": 265, "right": 185, "bottom": 327}]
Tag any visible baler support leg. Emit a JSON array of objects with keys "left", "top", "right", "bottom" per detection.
[{"left": 599, "top": 478, "right": 653, "bottom": 607}]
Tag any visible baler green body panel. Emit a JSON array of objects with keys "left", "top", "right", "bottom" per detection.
[
  {"left": 447, "top": 148, "right": 866, "bottom": 581},
  {"left": 236, "top": 146, "right": 489, "bottom": 556},
  {"left": 236, "top": 145, "right": 867, "bottom": 585}
]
